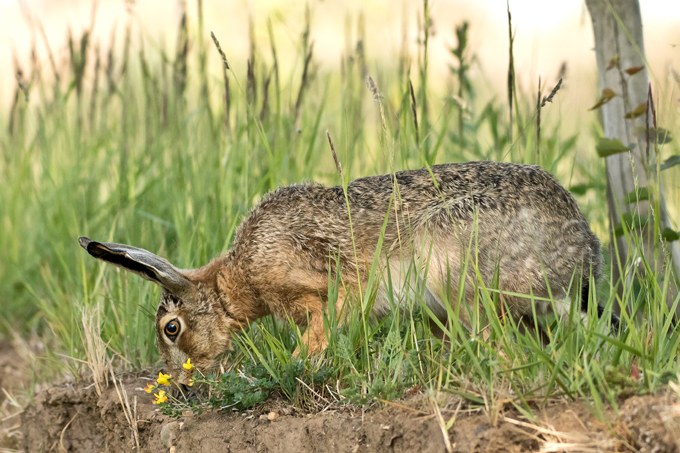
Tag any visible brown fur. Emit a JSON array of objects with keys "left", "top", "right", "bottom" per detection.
[{"left": 79, "top": 161, "right": 602, "bottom": 380}]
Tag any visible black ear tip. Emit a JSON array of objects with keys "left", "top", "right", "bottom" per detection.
[{"left": 78, "top": 237, "right": 92, "bottom": 250}]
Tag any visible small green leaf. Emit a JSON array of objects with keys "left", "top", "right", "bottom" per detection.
[
  {"left": 589, "top": 88, "right": 616, "bottom": 110},
  {"left": 661, "top": 155, "right": 680, "bottom": 171},
  {"left": 596, "top": 138, "right": 632, "bottom": 157},
  {"left": 624, "top": 102, "right": 648, "bottom": 119},
  {"left": 569, "top": 183, "right": 591, "bottom": 196},
  {"left": 623, "top": 187, "right": 649, "bottom": 204},
  {"left": 606, "top": 54, "right": 620, "bottom": 71},
  {"left": 662, "top": 228, "right": 680, "bottom": 242}
]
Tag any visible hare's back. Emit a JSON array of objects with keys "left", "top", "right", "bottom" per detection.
[
  {"left": 247, "top": 161, "right": 585, "bottom": 239},
  {"left": 345, "top": 161, "right": 582, "bottom": 221}
]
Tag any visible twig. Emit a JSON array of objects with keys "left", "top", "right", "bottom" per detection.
[
  {"left": 0, "top": 410, "right": 23, "bottom": 422},
  {"left": 295, "top": 377, "right": 330, "bottom": 405},
  {"left": 58, "top": 411, "right": 79, "bottom": 453}
]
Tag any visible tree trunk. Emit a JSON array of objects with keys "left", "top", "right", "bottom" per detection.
[{"left": 586, "top": 0, "right": 680, "bottom": 313}]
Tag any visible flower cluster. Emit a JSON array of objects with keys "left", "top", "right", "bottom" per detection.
[
  {"left": 144, "top": 359, "right": 195, "bottom": 404},
  {"left": 154, "top": 390, "right": 168, "bottom": 404}
]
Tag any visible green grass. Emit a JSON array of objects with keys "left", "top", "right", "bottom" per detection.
[{"left": 1, "top": 1, "right": 680, "bottom": 425}]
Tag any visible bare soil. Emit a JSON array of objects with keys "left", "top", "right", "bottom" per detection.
[
  {"left": 0, "top": 340, "right": 30, "bottom": 450},
  {"left": 18, "top": 373, "right": 680, "bottom": 453},
  {"left": 1, "top": 339, "right": 678, "bottom": 452}
]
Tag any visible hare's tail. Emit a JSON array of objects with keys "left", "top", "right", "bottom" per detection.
[
  {"left": 582, "top": 280, "right": 620, "bottom": 332},
  {"left": 596, "top": 303, "right": 621, "bottom": 332}
]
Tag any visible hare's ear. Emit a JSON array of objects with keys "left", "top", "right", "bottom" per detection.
[{"left": 78, "top": 237, "right": 192, "bottom": 294}]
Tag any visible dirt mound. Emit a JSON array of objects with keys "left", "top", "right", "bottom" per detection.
[{"left": 20, "top": 374, "right": 680, "bottom": 452}]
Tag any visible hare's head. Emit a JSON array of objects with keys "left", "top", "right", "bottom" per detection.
[{"left": 78, "top": 237, "right": 235, "bottom": 385}]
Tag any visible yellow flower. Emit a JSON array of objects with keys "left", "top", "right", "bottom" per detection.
[
  {"left": 157, "top": 372, "right": 171, "bottom": 386},
  {"left": 183, "top": 358, "right": 193, "bottom": 370},
  {"left": 144, "top": 383, "right": 156, "bottom": 393},
  {"left": 187, "top": 377, "right": 194, "bottom": 387},
  {"left": 153, "top": 390, "right": 167, "bottom": 404}
]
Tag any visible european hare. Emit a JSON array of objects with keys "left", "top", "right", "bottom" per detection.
[{"left": 79, "top": 161, "right": 607, "bottom": 381}]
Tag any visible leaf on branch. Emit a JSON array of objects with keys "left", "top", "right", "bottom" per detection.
[
  {"left": 623, "top": 187, "right": 649, "bottom": 204},
  {"left": 614, "top": 213, "right": 648, "bottom": 237},
  {"left": 606, "top": 54, "right": 620, "bottom": 71},
  {"left": 589, "top": 88, "right": 617, "bottom": 110},
  {"left": 596, "top": 137, "right": 633, "bottom": 157},
  {"left": 635, "top": 127, "right": 674, "bottom": 145},
  {"left": 624, "top": 66, "right": 645, "bottom": 75},
  {"left": 654, "top": 128, "right": 673, "bottom": 145},
  {"left": 569, "top": 183, "right": 592, "bottom": 196},
  {"left": 662, "top": 228, "right": 680, "bottom": 242},
  {"left": 661, "top": 155, "right": 680, "bottom": 171},
  {"left": 624, "top": 102, "right": 648, "bottom": 119}
]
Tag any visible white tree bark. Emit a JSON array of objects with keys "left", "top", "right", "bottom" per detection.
[{"left": 586, "top": 0, "right": 680, "bottom": 311}]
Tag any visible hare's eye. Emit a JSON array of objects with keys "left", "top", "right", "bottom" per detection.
[{"left": 164, "top": 320, "right": 180, "bottom": 338}]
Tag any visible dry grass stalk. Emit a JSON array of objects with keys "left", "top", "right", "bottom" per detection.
[
  {"left": 246, "top": 59, "right": 256, "bottom": 107},
  {"left": 409, "top": 80, "right": 420, "bottom": 145},
  {"left": 507, "top": 3, "right": 515, "bottom": 141},
  {"left": 503, "top": 417, "right": 619, "bottom": 452},
  {"left": 105, "top": 26, "right": 117, "bottom": 98},
  {"left": 671, "top": 67, "right": 680, "bottom": 89},
  {"left": 120, "top": 22, "right": 132, "bottom": 80},
  {"left": 209, "top": 32, "right": 230, "bottom": 70},
  {"left": 326, "top": 130, "right": 342, "bottom": 176},
  {"left": 29, "top": 43, "right": 41, "bottom": 92},
  {"left": 247, "top": 13, "right": 257, "bottom": 107},
  {"left": 267, "top": 18, "right": 280, "bottom": 109},
  {"left": 480, "top": 378, "right": 512, "bottom": 428},
  {"left": 173, "top": 12, "right": 189, "bottom": 98},
  {"left": 210, "top": 32, "right": 231, "bottom": 131},
  {"left": 536, "top": 76, "right": 542, "bottom": 162},
  {"left": 664, "top": 378, "right": 680, "bottom": 450},
  {"left": 110, "top": 366, "right": 140, "bottom": 450},
  {"left": 67, "top": 28, "right": 89, "bottom": 99},
  {"left": 260, "top": 68, "right": 273, "bottom": 123},
  {"left": 58, "top": 411, "right": 79, "bottom": 453},
  {"left": 90, "top": 43, "right": 101, "bottom": 130},
  {"left": 296, "top": 377, "right": 330, "bottom": 406},
  {"left": 37, "top": 20, "right": 60, "bottom": 84},
  {"left": 430, "top": 397, "right": 453, "bottom": 453},
  {"left": 541, "top": 77, "right": 563, "bottom": 107},
  {"left": 365, "top": 76, "right": 389, "bottom": 164},
  {"left": 80, "top": 305, "right": 108, "bottom": 396},
  {"left": 294, "top": 43, "right": 314, "bottom": 124},
  {"left": 8, "top": 63, "right": 27, "bottom": 137}
]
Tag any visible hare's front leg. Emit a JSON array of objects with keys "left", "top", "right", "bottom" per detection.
[{"left": 291, "top": 290, "right": 347, "bottom": 356}]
